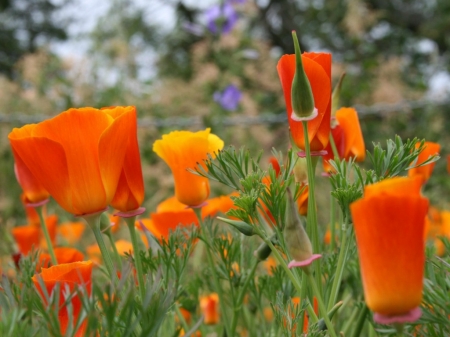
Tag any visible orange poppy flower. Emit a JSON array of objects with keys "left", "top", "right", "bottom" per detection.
[
  {"left": 408, "top": 141, "right": 440, "bottom": 184},
  {"left": 447, "top": 155, "right": 450, "bottom": 174},
  {"left": 32, "top": 261, "right": 93, "bottom": 337},
  {"left": 38, "top": 247, "right": 85, "bottom": 269},
  {"left": 13, "top": 155, "right": 49, "bottom": 204},
  {"left": 350, "top": 177, "right": 428, "bottom": 318},
  {"left": 153, "top": 129, "right": 224, "bottom": 206},
  {"left": 202, "top": 194, "right": 236, "bottom": 218},
  {"left": 8, "top": 106, "right": 137, "bottom": 215},
  {"left": 323, "top": 107, "right": 365, "bottom": 172},
  {"left": 86, "top": 244, "right": 102, "bottom": 265},
  {"left": 200, "top": 293, "right": 219, "bottom": 325},
  {"left": 12, "top": 215, "right": 58, "bottom": 255},
  {"left": 58, "top": 221, "right": 85, "bottom": 245},
  {"left": 108, "top": 107, "right": 145, "bottom": 213},
  {"left": 115, "top": 240, "right": 134, "bottom": 256},
  {"left": 139, "top": 197, "right": 198, "bottom": 240},
  {"left": 277, "top": 53, "right": 332, "bottom": 151}
]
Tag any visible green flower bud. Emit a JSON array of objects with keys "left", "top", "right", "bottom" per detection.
[
  {"left": 254, "top": 234, "right": 278, "bottom": 261},
  {"left": 217, "top": 217, "right": 255, "bottom": 236},
  {"left": 291, "top": 31, "right": 316, "bottom": 120}
]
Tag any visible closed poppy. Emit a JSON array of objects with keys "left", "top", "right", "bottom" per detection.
[
  {"left": 408, "top": 141, "right": 440, "bottom": 184},
  {"left": 200, "top": 293, "right": 219, "bottom": 325},
  {"left": 153, "top": 128, "right": 224, "bottom": 206},
  {"left": 32, "top": 261, "right": 93, "bottom": 337},
  {"left": 8, "top": 106, "right": 137, "bottom": 215},
  {"left": 350, "top": 177, "right": 428, "bottom": 319},
  {"left": 108, "top": 107, "right": 145, "bottom": 213},
  {"left": 14, "top": 155, "right": 49, "bottom": 204},
  {"left": 58, "top": 222, "right": 85, "bottom": 245},
  {"left": 277, "top": 53, "right": 332, "bottom": 151},
  {"left": 323, "top": 107, "right": 365, "bottom": 172}
]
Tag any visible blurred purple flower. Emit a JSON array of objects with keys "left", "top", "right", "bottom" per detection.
[
  {"left": 205, "top": 3, "right": 238, "bottom": 35},
  {"left": 182, "top": 22, "right": 204, "bottom": 37},
  {"left": 214, "top": 85, "right": 242, "bottom": 111},
  {"left": 228, "top": 0, "right": 247, "bottom": 3}
]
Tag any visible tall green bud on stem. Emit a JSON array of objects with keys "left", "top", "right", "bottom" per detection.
[{"left": 291, "top": 31, "right": 316, "bottom": 120}]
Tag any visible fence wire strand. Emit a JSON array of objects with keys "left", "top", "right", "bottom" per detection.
[{"left": 1, "top": 97, "right": 449, "bottom": 128}]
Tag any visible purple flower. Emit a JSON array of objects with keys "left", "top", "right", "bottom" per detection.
[
  {"left": 204, "top": 3, "right": 238, "bottom": 35},
  {"left": 214, "top": 85, "right": 242, "bottom": 111},
  {"left": 182, "top": 22, "right": 204, "bottom": 37},
  {"left": 228, "top": 0, "right": 246, "bottom": 3}
]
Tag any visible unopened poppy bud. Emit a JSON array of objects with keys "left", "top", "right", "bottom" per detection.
[
  {"left": 100, "top": 212, "right": 113, "bottom": 233},
  {"left": 217, "top": 217, "right": 254, "bottom": 236},
  {"left": 293, "top": 157, "right": 308, "bottom": 184},
  {"left": 284, "top": 190, "right": 313, "bottom": 263},
  {"left": 254, "top": 234, "right": 277, "bottom": 261},
  {"left": 291, "top": 31, "right": 316, "bottom": 120}
]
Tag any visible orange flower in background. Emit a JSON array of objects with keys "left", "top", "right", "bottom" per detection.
[
  {"left": 350, "top": 177, "right": 428, "bottom": 318},
  {"left": 153, "top": 128, "right": 224, "bottom": 206},
  {"left": 9, "top": 106, "right": 137, "bottom": 215},
  {"left": 58, "top": 221, "right": 85, "bottom": 245},
  {"left": 109, "top": 107, "right": 145, "bottom": 213},
  {"left": 13, "top": 155, "right": 49, "bottom": 204},
  {"left": 268, "top": 156, "right": 281, "bottom": 176},
  {"left": 200, "top": 293, "right": 219, "bottom": 325},
  {"left": 408, "top": 141, "right": 440, "bottom": 184},
  {"left": 447, "top": 155, "right": 450, "bottom": 174},
  {"left": 115, "top": 240, "right": 134, "bottom": 256},
  {"left": 12, "top": 226, "right": 40, "bottom": 255},
  {"left": 277, "top": 53, "right": 332, "bottom": 151},
  {"left": 138, "top": 196, "right": 198, "bottom": 240},
  {"left": 38, "top": 247, "right": 85, "bottom": 269},
  {"left": 202, "top": 194, "right": 237, "bottom": 218},
  {"left": 21, "top": 193, "right": 43, "bottom": 227},
  {"left": 86, "top": 244, "right": 102, "bottom": 265},
  {"left": 12, "top": 215, "right": 58, "bottom": 255},
  {"left": 323, "top": 107, "right": 365, "bottom": 172},
  {"left": 32, "top": 261, "right": 93, "bottom": 337}
]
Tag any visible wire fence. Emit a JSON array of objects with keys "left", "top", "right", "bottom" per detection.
[{"left": 1, "top": 97, "right": 449, "bottom": 128}]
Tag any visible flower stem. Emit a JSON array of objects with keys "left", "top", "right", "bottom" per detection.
[
  {"left": 193, "top": 208, "right": 232, "bottom": 337},
  {"left": 83, "top": 213, "right": 118, "bottom": 283},
  {"left": 124, "top": 216, "right": 146, "bottom": 301},
  {"left": 327, "top": 221, "right": 351, "bottom": 311},
  {"left": 301, "top": 120, "right": 322, "bottom": 295},
  {"left": 395, "top": 323, "right": 405, "bottom": 337},
  {"left": 36, "top": 205, "right": 57, "bottom": 265},
  {"left": 106, "top": 232, "right": 122, "bottom": 269},
  {"left": 306, "top": 272, "right": 338, "bottom": 337},
  {"left": 230, "top": 259, "right": 259, "bottom": 336}
]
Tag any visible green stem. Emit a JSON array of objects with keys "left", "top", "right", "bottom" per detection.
[
  {"left": 83, "top": 213, "right": 118, "bottom": 283},
  {"left": 330, "top": 197, "right": 336, "bottom": 251},
  {"left": 301, "top": 120, "right": 322, "bottom": 296},
  {"left": 259, "top": 233, "right": 318, "bottom": 324},
  {"left": 350, "top": 305, "right": 369, "bottom": 337},
  {"left": 306, "top": 273, "right": 338, "bottom": 337},
  {"left": 106, "top": 232, "right": 122, "bottom": 269},
  {"left": 193, "top": 208, "right": 232, "bottom": 337},
  {"left": 230, "top": 259, "right": 259, "bottom": 336},
  {"left": 297, "top": 273, "right": 308, "bottom": 331},
  {"left": 36, "top": 205, "right": 57, "bottom": 265},
  {"left": 327, "top": 222, "right": 351, "bottom": 311},
  {"left": 175, "top": 305, "right": 190, "bottom": 333},
  {"left": 124, "top": 217, "right": 146, "bottom": 301},
  {"left": 328, "top": 131, "right": 340, "bottom": 160},
  {"left": 394, "top": 323, "right": 405, "bottom": 337}
]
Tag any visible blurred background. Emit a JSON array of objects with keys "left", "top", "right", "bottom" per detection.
[{"left": 0, "top": 0, "right": 449, "bottom": 224}]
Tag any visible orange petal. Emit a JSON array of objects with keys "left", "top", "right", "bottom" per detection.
[
  {"left": 408, "top": 141, "right": 440, "bottom": 182},
  {"left": 202, "top": 195, "right": 235, "bottom": 219},
  {"left": 115, "top": 240, "right": 134, "bottom": 256},
  {"left": 364, "top": 176, "right": 422, "bottom": 199},
  {"left": 13, "top": 153, "right": 49, "bottom": 203},
  {"left": 103, "top": 107, "right": 144, "bottom": 212},
  {"left": 350, "top": 178, "right": 428, "bottom": 315},
  {"left": 200, "top": 293, "right": 220, "bottom": 325},
  {"left": 150, "top": 210, "right": 198, "bottom": 240},
  {"left": 335, "top": 107, "right": 365, "bottom": 161}
]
